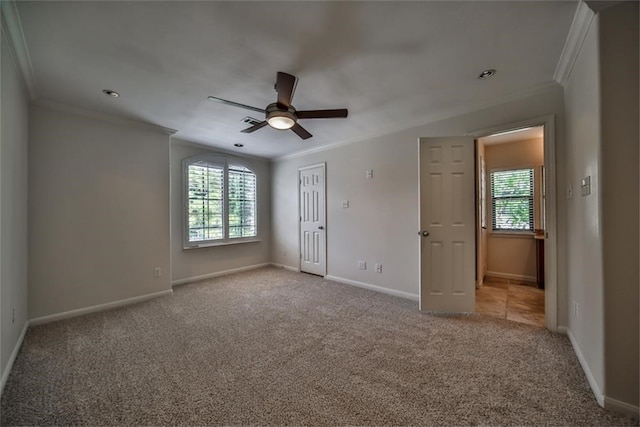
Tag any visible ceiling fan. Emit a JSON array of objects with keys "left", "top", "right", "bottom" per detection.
[{"left": 208, "top": 72, "right": 348, "bottom": 140}]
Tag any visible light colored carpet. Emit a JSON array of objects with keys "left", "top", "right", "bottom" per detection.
[{"left": 1, "top": 267, "right": 635, "bottom": 426}]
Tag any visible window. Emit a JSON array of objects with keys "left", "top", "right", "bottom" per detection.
[
  {"left": 184, "top": 155, "right": 257, "bottom": 247},
  {"left": 228, "top": 165, "right": 257, "bottom": 238},
  {"left": 490, "top": 168, "right": 534, "bottom": 232}
]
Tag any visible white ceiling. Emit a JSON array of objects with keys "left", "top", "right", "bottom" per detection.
[{"left": 14, "top": 1, "right": 577, "bottom": 159}]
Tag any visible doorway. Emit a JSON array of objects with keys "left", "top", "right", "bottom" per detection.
[
  {"left": 475, "top": 126, "right": 545, "bottom": 327},
  {"left": 418, "top": 115, "right": 558, "bottom": 331}
]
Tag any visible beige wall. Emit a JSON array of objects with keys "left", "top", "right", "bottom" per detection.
[
  {"left": 563, "top": 2, "right": 640, "bottom": 414},
  {"left": 28, "top": 104, "right": 172, "bottom": 319},
  {"left": 486, "top": 237, "right": 537, "bottom": 281},
  {"left": 484, "top": 138, "right": 544, "bottom": 280},
  {"left": 1, "top": 32, "right": 30, "bottom": 389},
  {"left": 170, "top": 139, "right": 271, "bottom": 283},
  {"left": 564, "top": 10, "right": 605, "bottom": 401},
  {"left": 599, "top": 0, "right": 639, "bottom": 411}
]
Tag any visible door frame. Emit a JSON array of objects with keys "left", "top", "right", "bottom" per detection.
[
  {"left": 298, "top": 162, "right": 327, "bottom": 276},
  {"left": 468, "top": 114, "right": 558, "bottom": 332}
]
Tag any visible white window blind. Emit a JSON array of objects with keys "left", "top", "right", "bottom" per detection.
[
  {"left": 490, "top": 168, "right": 534, "bottom": 231},
  {"left": 188, "top": 162, "right": 224, "bottom": 242},
  {"left": 184, "top": 156, "right": 257, "bottom": 247},
  {"left": 228, "top": 165, "right": 256, "bottom": 238}
]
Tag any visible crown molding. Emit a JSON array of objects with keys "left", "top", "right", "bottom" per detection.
[
  {"left": 274, "top": 80, "right": 560, "bottom": 162},
  {"left": 553, "top": 1, "right": 595, "bottom": 86},
  {"left": 1, "top": 0, "right": 37, "bottom": 99},
  {"left": 33, "top": 98, "right": 178, "bottom": 135}
]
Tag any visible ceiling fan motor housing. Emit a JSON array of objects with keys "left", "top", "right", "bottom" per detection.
[{"left": 266, "top": 103, "right": 297, "bottom": 129}]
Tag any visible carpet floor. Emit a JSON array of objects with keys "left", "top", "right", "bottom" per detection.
[{"left": 1, "top": 267, "right": 636, "bottom": 426}]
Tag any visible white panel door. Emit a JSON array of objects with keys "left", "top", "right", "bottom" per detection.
[
  {"left": 419, "top": 137, "right": 475, "bottom": 312},
  {"left": 299, "top": 164, "right": 326, "bottom": 276}
]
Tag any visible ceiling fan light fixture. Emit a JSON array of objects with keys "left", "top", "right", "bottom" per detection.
[{"left": 267, "top": 111, "right": 296, "bottom": 130}]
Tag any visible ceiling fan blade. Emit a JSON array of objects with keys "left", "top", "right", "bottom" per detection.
[
  {"left": 296, "top": 109, "right": 348, "bottom": 119},
  {"left": 291, "top": 123, "right": 312, "bottom": 140},
  {"left": 241, "top": 121, "right": 268, "bottom": 134},
  {"left": 276, "top": 72, "right": 297, "bottom": 108},
  {"left": 207, "top": 96, "right": 266, "bottom": 114}
]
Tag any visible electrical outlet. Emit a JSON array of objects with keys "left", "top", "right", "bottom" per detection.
[
  {"left": 358, "top": 261, "right": 367, "bottom": 270},
  {"left": 375, "top": 263, "right": 382, "bottom": 273},
  {"left": 366, "top": 169, "right": 373, "bottom": 179},
  {"left": 154, "top": 267, "right": 162, "bottom": 278}
]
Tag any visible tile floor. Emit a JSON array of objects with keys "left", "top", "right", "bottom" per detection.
[{"left": 476, "top": 276, "right": 545, "bottom": 327}]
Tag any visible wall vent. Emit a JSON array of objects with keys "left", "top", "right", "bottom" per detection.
[{"left": 241, "top": 116, "right": 262, "bottom": 126}]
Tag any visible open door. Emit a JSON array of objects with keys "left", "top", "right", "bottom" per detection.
[{"left": 419, "top": 137, "right": 475, "bottom": 312}]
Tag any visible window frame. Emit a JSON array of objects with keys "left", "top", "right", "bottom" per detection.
[
  {"left": 182, "top": 154, "right": 259, "bottom": 249},
  {"left": 489, "top": 166, "right": 535, "bottom": 235}
]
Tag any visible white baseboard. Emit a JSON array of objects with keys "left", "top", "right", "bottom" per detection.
[
  {"left": 271, "top": 263, "right": 299, "bottom": 272},
  {"left": 486, "top": 271, "right": 537, "bottom": 283},
  {"left": 0, "top": 321, "right": 29, "bottom": 396},
  {"left": 545, "top": 327, "right": 637, "bottom": 419},
  {"left": 171, "top": 263, "right": 272, "bottom": 286},
  {"left": 565, "top": 327, "right": 605, "bottom": 407},
  {"left": 605, "top": 396, "right": 640, "bottom": 420},
  {"left": 29, "top": 289, "right": 173, "bottom": 326},
  {"left": 325, "top": 275, "right": 419, "bottom": 302}
]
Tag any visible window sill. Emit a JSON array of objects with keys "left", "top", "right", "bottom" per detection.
[
  {"left": 489, "top": 231, "right": 535, "bottom": 239},
  {"left": 183, "top": 238, "right": 262, "bottom": 250}
]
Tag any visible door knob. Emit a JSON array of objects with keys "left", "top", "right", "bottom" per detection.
[
  {"left": 318, "top": 226, "right": 324, "bottom": 230},
  {"left": 419, "top": 230, "right": 430, "bottom": 237}
]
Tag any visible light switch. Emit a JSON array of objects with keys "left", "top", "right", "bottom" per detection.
[
  {"left": 581, "top": 176, "right": 591, "bottom": 196},
  {"left": 366, "top": 169, "right": 373, "bottom": 179},
  {"left": 342, "top": 200, "right": 349, "bottom": 208}
]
